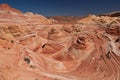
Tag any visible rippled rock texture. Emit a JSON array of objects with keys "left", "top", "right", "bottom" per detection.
[{"left": 0, "top": 4, "right": 120, "bottom": 80}]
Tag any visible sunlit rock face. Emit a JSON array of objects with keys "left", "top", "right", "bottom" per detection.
[
  {"left": 0, "top": 4, "right": 53, "bottom": 25},
  {"left": 0, "top": 4, "right": 120, "bottom": 80}
]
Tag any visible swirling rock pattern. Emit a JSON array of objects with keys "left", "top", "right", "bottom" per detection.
[{"left": 0, "top": 4, "right": 120, "bottom": 80}]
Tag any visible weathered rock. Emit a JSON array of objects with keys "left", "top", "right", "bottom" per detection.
[
  {"left": 0, "top": 4, "right": 120, "bottom": 80},
  {"left": 98, "top": 11, "right": 120, "bottom": 17},
  {"left": 0, "top": 4, "right": 54, "bottom": 25}
]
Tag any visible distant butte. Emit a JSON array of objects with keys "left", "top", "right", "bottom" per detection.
[{"left": 0, "top": 4, "right": 120, "bottom": 80}]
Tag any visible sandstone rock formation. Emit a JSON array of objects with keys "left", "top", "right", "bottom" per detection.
[
  {"left": 0, "top": 4, "right": 120, "bottom": 80},
  {"left": 49, "top": 16, "right": 83, "bottom": 24},
  {"left": 0, "top": 4, "right": 53, "bottom": 25},
  {"left": 98, "top": 11, "right": 120, "bottom": 17}
]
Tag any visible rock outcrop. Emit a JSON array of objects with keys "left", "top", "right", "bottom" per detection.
[
  {"left": 0, "top": 4, "right": 53, "bottom": 25},
  {"left": 0, "top": 4, "right": 22, "bottom": 14},
  {"left": 98, "top": 11, "right": 120, "bottom": 17},
  {"left": 50, "top": 16, "right": 82, "bottom": 24},
  {"left": 0, "top": 4, "right": 120, "bottom": 80}
]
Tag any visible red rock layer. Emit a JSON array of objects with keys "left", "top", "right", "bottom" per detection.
[
  {"left": 0, "top": 4, "right": 120, "bottom": 80},
  {"left": 0, "top": 4, "right": 22, "bottom": 13}
]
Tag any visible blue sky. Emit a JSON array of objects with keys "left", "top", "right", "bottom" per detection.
[{"left": 0, "top": 0, "right": 120, "bottom": 16}]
